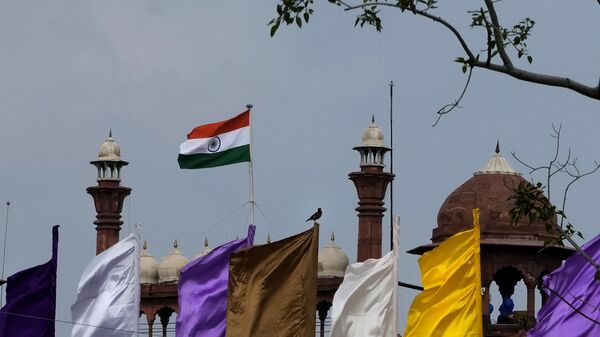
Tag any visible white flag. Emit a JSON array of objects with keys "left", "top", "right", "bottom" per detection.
[
  {"left": 71, "top": 233, "right": 141, "bottom": 337},
  {"left": 330, "top": 217, "right": 399, "bottom": 337}
]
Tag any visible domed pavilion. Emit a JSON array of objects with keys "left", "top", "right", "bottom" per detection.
[{"left": 408, "top": 144, "right": 574, "bottom": 336}]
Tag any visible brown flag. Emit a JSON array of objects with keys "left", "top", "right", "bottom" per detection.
[{"left": 225, "top": 224, "right": 319, "bottom": 337}]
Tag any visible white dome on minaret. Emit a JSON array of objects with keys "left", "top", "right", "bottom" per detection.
[
  {"left": 92, "top": 130, "right": 128, "bottom": 181},
  {"left": 360, "top": 116, "right": 385, "bottom": 148},
  {"left": 353, "top": 116, "right": 391, "bottom": 167},
  {"left": 158, "top": 239, "right": 189, "bottom": 283},
  {"left": 318, "top": 232, "right": 349, "bottom": 278},
  {"left": 140, "top": 241, "right": 159, "bottom": 284},
  {"left": 98, "top": 130, "right": 121, "bottom": 161}
]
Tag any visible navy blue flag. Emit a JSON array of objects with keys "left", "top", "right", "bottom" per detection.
[{"left": 0, "top": 225, "right": 59, "bottom": 337}]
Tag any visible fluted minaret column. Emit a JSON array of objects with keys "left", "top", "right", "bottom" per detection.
[
  {"left": 87, "top": 131, "right": 131, "bottom": 255},
  {"left": 349, "top": 117, "right": 394, "bottom": 262}
]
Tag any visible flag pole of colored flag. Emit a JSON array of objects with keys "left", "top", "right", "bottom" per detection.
[
  {"left": 330, "top": 216, "right": 399, "bottom": 337},
  {"left": 71, "top": 232, "right": 141, "bottom": 337},
  {"left": 527, "top": 232, "right": 600, "bottom": 337},
  {"left": 176, "top": 225, "right": 256, "bottom": 337},
  {"left": 226, "top": 224, "right": 319, "bottom": 337},
  {"left": 178, "top": 109, "right": 251, "bottom": 169},
  {"left": 404, "top": 208, "right": 482, "bottom": 337},
  {"left": 0, "top": 225, "right": 59, "bottom": 337}
]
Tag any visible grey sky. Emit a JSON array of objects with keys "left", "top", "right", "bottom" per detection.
[{"left": 1, "top": 1, "right": 599, "bottom": 335}]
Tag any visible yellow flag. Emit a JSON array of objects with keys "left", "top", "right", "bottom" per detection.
[{"left": 404, "top": 209, "right": 482, "bottom": 337}]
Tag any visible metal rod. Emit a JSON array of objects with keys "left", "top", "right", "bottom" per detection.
[
  {"left": 1, "top": 201, "right": 10, "bottom": 305},
  {"left": 246, "top": 104, "right": 255, "bottom": 225},
  {"left": 398, "top": 281, "right": 423, "bottom": 291},
  {"left": 389, "top": 81, "right": 394, "bottom": 251}
]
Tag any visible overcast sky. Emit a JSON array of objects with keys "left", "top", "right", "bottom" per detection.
[{"left": 1, "top": 1, "right": 599, "bottom": 335}]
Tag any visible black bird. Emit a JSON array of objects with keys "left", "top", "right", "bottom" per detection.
[{"left": 306, "top": 208, "right": 322, "bottom": 222}]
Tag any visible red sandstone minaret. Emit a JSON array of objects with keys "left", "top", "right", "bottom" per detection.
[
  {"left": 349, "top": 117, "right": 394, "bottom": 262},
  {"left": 87, "top": 131, "right": 131, "bottom": 255}
]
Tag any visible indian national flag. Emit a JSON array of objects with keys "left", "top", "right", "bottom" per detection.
[{"left": 178, "top": 110, "right": 251, "bottom": 169}]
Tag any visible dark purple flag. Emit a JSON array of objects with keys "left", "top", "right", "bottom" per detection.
[
  {"left": 176, "top": 225, "right": 255, "bottom": 337},
  {"left": 0, "top": 225, "right": 59, "bottom": 337},
  {"left": 527, "top": 232, "right": 600, "bottom": 337}
]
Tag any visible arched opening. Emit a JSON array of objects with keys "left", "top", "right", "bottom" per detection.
[
  {"left": 537, "top": 269, "right": 551, "bottom": 310},
  {"left": 138, "top": 311, "right": 157, "bottom": 337},
  {"left": 157, "top": 306, "right": 176, "bottom": 337},
  {"left": 490, "top": 266, "right": 528, "bottom": 326},
  {"left": 316, "top": 300, "right": 332, "bottom": 337}
]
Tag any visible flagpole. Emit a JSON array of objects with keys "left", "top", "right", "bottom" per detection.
[
  {"left": 1, "top": 201, "right": 10, "bottom": 306},
  {"left": 393, "top": 215, "right": 400, "bottom": 337},
  {"left": 246, "top": 104, "right": 255, "bottom": 226},
  {"left": 389, "top": 81, "right": 394, "bottom": 251}
]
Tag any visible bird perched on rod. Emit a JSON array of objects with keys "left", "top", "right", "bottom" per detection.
[{"left": 306, "top": 208, "right": 322, "bottom": 222}]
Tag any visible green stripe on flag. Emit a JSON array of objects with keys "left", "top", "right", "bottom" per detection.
[{"left": 178, "top": 145, "right": 251, "bottom": 169}]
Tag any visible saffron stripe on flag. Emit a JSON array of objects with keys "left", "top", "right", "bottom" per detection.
[
  {"left": 187, "top": 110, "right": 249, "bottom": 139},
  {"left": 180, "top": 126, "right": 250, "bottom": 155},
  {"left": 178, "top": 145, "right": 251, "bottom": 169}
]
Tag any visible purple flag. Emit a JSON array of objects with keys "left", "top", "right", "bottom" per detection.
[
  {"left": 527, "top": 232, "right": 600, "bottom": 337},
  {"left": 0, "top": 225, "right": 59, "bottom": 337},
  {"left": 176, "top": 225, "right": 256, "bottom": 337}
]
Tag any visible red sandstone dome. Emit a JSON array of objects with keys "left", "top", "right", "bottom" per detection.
[
  {"left": 433, "top": 153, "right": 558, "bottom": 245},
  {"left": 410, "top": 146, "right": 561, "bottom": 254}
]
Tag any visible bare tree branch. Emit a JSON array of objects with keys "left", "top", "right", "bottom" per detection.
[
  {"left": 337, "top": 1, "right": 600, "bottom": 99},
  {"left": 341, "top": 2, "right": 476, "bottom": 60},
  {"left": 541, "top": 283, "right": 600, "bottom": 325},
  {"left": 511, "top": 126, "right": 600, "bottom": 277},
  {"left": 481, "top": 8, "right": 493, "bottom": 66},
  {"left": 511, "top": 151, "right": 545, "bottom": 173},
  {"left": 471, "top": 61, "right": 600, "bottom": 99},
  {"left": 483, "top": 0, "right": 513, "bottom": 67},
  {"left": 560, "top": 161, "right": 600, "bottom": 228},
  {"left": 432, "top": 66, "right": 473, "bottom": 127}
]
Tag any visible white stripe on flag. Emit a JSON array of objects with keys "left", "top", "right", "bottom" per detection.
[{"left": 179, "top": 126, "right": 250, "bottom": 155}]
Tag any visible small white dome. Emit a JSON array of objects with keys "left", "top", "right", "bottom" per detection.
[
  {"left": 361, "top": 117, "right": 385, "bottom": 148},
  {"left": 318, "top": 232, "right": 349, "bottom": 278},
  {"left": 474, "top": 142, "right": 520, "bottom": 176},
  {"left": 158, "top": 239, "right": 189, "bottom": 283},
  {"left": 98, "top": 130, "right": 121, "bottom": 161},
  {"left": 140, "top": 241, "right": 159, "bottom": 284},
  {"left": 195, "top": 237, "right": 211, "bottom": 259}
]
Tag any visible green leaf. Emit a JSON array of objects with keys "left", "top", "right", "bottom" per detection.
[
  {"left": 304, "top": 12, "right": 309, "bottom": 23},
  {"left": 296, "top": 17, "right": 302, "bottom": 28},
  {"left": 527, "top": 55, "right": 533, "bottom": 64},
  {"left": 462, "top": 65, "right": 467, "bottom": 73},
  {"left": 270, "top": 21, "right": 280, "bottom": 37}
]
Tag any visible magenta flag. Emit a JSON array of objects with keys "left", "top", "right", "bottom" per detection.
[
  {"left": 527, "top": 232, "right": 600, "bottom": 337},
  {"left": 176, "top": 225, "right": 255, "bottom": 337},
  {"left": 0, "top": 225, "right": 59, "bottom": 337}
]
